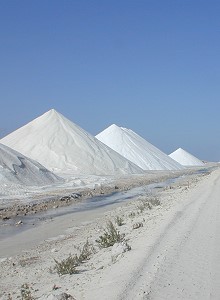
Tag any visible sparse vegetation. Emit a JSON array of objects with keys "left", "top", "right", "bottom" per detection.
[
  {"left": 136, "top": 196, "right": 161, "bottom": 213},
  {"left": 111, "top": 241, "right": 131, "bottom": 263},
  {"left": 96, "top": 221, "right": 124, "bottom": 248},
  {"left": 149, "top": 197, "right": 161, "bottom": 207},
  {"left": 54, "top": 254, "right": 79, "bottom": 276},
  {"left": 137, "top": 200, "right": 152, "bottom": 212},
  {"left": 78, "top": 239, "right": 95, "bottom": 263},
  {"left": 115, "top": 216, "right": 124, "bottom": 226},
  {"left": 19, "top": 256, "right": 39, "bottom": 267},
  {"left": 20, "top": 283, "right": 34, "bottom": 300},
  {"left": 128, "top": 212, "right": 136, "bottom": 218},
  {"left": 54, "top": 240, "right": 95, "bottom": 275}
]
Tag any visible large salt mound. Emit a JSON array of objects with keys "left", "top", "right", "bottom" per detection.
[
  {"left": 1, "top": 109, "right": 143, "bottom": 175},
  {"left": 96, "top": 124, "right": 183, "bottom": 171},
  {"left": 0, "top": 143, "right": 61, "bottom": 186},
  {"left": 169, "top": 148, "right": 205, "bottom": 166}
]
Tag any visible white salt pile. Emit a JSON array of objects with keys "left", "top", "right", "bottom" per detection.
[
  {"left": 96, "top": 124, "right": 183, "bottom": 170},
  {"left": 1, "top": 109, "right": 143, "bottom": 175},
  {"left": 0, "top": 143, "right": 61, "bottom": 186},
  {"left": 169, "top": 148, "right": 204, "bottom": 166}
]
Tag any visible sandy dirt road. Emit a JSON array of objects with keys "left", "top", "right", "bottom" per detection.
[
  {"left": 1, "top": 167, "right": 220, "bottom": 300},
  {"left": 119, "top": 168, "right": 220, "bottom": 300}
]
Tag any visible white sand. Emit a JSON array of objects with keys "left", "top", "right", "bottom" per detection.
[
  {"left": 1, "top": 166, "right": 219, "bottom": 299},
  {"left": 1, "top": 110, "right": 143, "bottom": 175},
  {"left": 96, "top": 124, "right": 183, "bottom": 170},
  {"left": 169, "top": 147, "right": 204, "bottom": 166}
]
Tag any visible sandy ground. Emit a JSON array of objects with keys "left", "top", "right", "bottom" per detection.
[{"left": 0, "top": 166, "right": 220, "bottom": 299}]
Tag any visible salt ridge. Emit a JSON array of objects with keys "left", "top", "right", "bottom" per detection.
[
  {"left": 96, "top": 124, "right": 183, "bottom": 170},
  {"left": 169, "top": 148, "right": 204, "bottom": 166},
  {"left": 0, "top": 143, "right": 61, "bottom": 186},
  {"left": 1, "top": 109, "right": 143, "bottom": 175}
]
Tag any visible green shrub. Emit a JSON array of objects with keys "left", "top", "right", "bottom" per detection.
[
  {"left": 115, "top": 216, "right": 124, "bottom": 226},
  {"left": 20, "top": 283, "right": 34, "bottom": 300},
  {"left": 78, "top": 239, "right": 95, "bottom": 263},
  {"left": 96, "top": 221, "right": 124, "bottom": 248},
  {"left": 137, "top": 197, "right": 161, "bottom": 213},
  {"left": 54, "top": 254, "right": 79, "bottom": 275},
  {"left": 128, "top": 212, "right": 136, "bottom": 218},
  {"left": 137, "top": 200, "right": 152, "bottom": 212},
  {"left": 149, "top": 197, "right": 161, "bottom": 206},
  {"left": 53, "top": 240, "right": 95, "bottom": 276}
]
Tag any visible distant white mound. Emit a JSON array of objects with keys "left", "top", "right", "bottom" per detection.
[
  {"left": 0, "top": 143, "right": 61, "bottom": 186},
  {"left": 96, "top": 124, "right": 183, "bottom": 170},
  {"left": 169, "top": 148, "right": 204, "bottom": 166},
  {"left": 1, "top": 109, "right": 143, "bottom": 175}
]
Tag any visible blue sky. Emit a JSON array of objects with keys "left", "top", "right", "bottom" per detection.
[{"left": 0, "top": 0, "right": 219, "bottom": 161}]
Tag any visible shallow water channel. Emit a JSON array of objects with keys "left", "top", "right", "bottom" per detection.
[
  {"left": 0, "top": 176, "right": 183, "bottom": 241},
  {"left": 0, "top": 167, "right": 213, "bottom": 257},
  {"left": 1, "top": 165, "right": 213, "bottom": 244}
]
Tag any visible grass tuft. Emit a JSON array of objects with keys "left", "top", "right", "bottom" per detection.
[
  {"left": 115, "top": 216, "right": 124, "bottom": 226},
  {"left": 54, "top": 254, "right": 79, "bottom": 276},
  {"left": 136, "top": 196, "right": 161, "bottom": 213},
  {"left": 78, "top": 239, "right": 95, "bottom": 263},
  {"left": 20, "top": 283, "right": 34, "bottom": 300},
  {"left": 96, "top": 221, "right": 124, "bottom": 248}
]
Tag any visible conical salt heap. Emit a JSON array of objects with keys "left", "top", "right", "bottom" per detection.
[
  {"left": 96, "top": 124, "right": 183, "bottom": 170},
  {"left": 169, "top": 148, "right": 204, "bottom": 166},
  {"left": 1, "top": 109, "right": 143, "bottom": 175}
]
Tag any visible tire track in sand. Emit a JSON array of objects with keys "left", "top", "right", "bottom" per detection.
[{"left": 119, "top": 169, "right": 220, "bottom": 300}]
